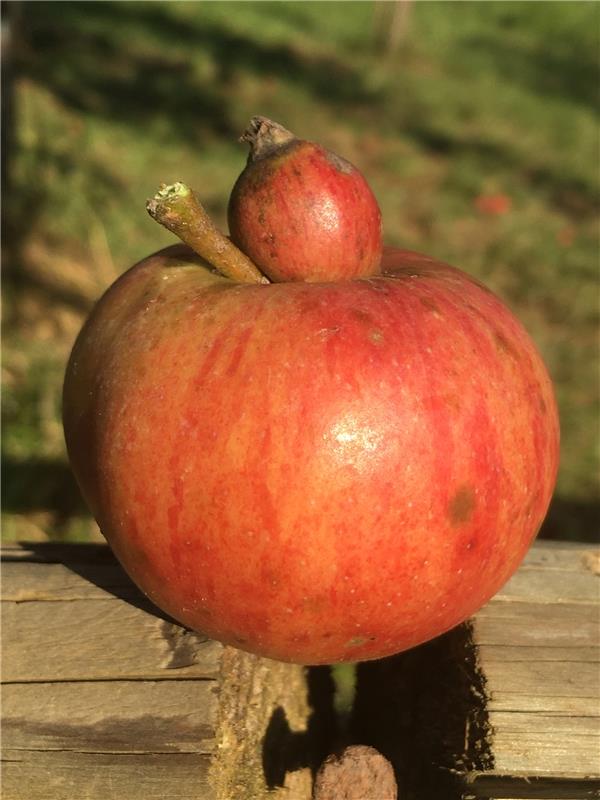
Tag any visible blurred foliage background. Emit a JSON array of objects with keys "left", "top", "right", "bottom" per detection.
[{"left": 2, "top": 0, "right": 599, "bottom": 543}]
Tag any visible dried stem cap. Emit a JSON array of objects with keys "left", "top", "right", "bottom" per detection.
[{"left": 240, "top": 116, "right": 297, "bottom": 162}]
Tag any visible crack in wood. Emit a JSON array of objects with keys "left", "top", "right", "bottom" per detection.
[{"left": 159, "top": 620, "right": 211, "bottom": 669}]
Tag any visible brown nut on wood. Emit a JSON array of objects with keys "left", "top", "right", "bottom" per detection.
[{"left": 313, "top": 744, "right": 397, "bottom": 800}]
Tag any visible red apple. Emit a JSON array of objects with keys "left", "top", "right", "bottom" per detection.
[
  {"left": 63, "top": 243, "right": 559, "bottom": 665},
  {"left": 228, "top": 117, "right": 383, "bottom": 283}
]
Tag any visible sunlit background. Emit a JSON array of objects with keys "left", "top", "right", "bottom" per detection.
[{"left": 2, "top": 1, "right": 599, "bottom": 543}]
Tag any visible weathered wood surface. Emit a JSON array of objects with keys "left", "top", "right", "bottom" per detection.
[
  {"left": 3, "top": 540, "right": 599, "bottom": 800},
  {"left": 1, "top": 542, "right": 333, "bottom": 800},
  {"left": 465, "top": 541, "right": 600, "bottom": 799},
  {"left": 352, "top": 541, "right": 600, "bottom": 800}
]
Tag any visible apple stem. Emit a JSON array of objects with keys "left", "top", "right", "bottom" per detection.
[
  {"left": 146, "top": 183, "right": 270, "bottom": 285},
  {"left": 240, "top": 116, "right": 297, "bottom": 162}
]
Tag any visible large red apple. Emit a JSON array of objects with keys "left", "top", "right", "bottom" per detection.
[{"left": 63, "top": 242, "right": 559, "bottom": 664}]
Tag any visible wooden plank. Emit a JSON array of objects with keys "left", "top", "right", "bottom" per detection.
[
  {"left": 1, "top": 545, "right": 223, "bottom": 682},
  {"left": 470, "top": 544, "right": 600, "bottom": 796},
  {"left": 489, "top": 735, "right": 599, "bottom": 778},
  {"left": 473, "top": 601, "right": 599, "bottom": 648},
  {"left": 1, "top": 750, "right": 215, "bottom": 800},
  {"left": 486, "top": 693, "right": 600, "bottom": 717},
  {"left": 2, "top": 559, "right": 143, "bottom": 602},
  {"left": 480, "top": 659, "right": 600, "bottom": 700},
  {"left": 519, "top": 541, "right": 599, "bottom": 571},
  {"left": 478, "top": 645, "right": 599, "bottom": 664},
  {"left": 3, "top": 681, "right": 218, "bottom": 753},
  {"left": 350, "top": 542, "right": 600, "bottom": 799},
  {"left": 465, "top": 773, "right": 600, "bottom": 800},
  {"left": 2, "top": 598, "right": 222, "bottom": 682},
  {"left": 1, "top": 543, "right": 323, "bottom": 800},
  {"left": 487, "top": 711, "right": 600, "bottom": 738},
  {"left": 486, "top": 713, "right": 600, "bottom": 778},
  {"left": 497, "top": 566, "right": 599, "bottom": 604},
  {"left": 4, "top": 540, "right": 599, "bottom": 798}
]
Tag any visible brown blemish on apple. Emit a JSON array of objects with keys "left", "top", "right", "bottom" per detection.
[
  {"left": 419, "top": 294, "right": 444, "bottom": 320},
  {"left": 346, "top": 636, "right": 368, "bottom": 647},
  {"left": 448, "top": 485, "right": 476, "bottom": 526},
  {"left": 419, "top": 296, "right": 441, "bottom": 314},
  {"left": 325, "top": 150, "right": 354, "bottom": 175},
  {"left": 369, "top": 328, "right": 384, "bottom": 345},
  {"left": 352, "top": 308, "right": 373, "bottom": 322},
  {"left": 494, "top": 330, "right": 520, "bottom": 361},
  {"left": 443, "top": 393, "right": 461, "bottom": 411},
  {"left": 345, "top": 635, "right": 376, "bottom": 648},
  {"left": 302, "top": 595, "right": 326, "bottom": 613}
]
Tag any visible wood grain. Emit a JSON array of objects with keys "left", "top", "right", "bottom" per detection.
[
  {"left": 3, "top": 680, "right": 218, "bottom": 753},
  {"left": 4, "top": 540, "right": 598, "bottom": 799},
  {"left": 350, "top": 541, "right": 600, "bottom": 800},
  {"left": 1, "top": 543, "right": 327, "bottom": 800},
  {"left": 2, "top": 750, "right": 215, "bottom": 800},
  {"left": 469, "top": 542, "right": 600, "bottom": 797},
  {"left": 2, "top": 598, "right": 222, "bottom": 681}
]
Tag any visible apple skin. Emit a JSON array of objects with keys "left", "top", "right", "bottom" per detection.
[{"left": 63, "top": 244, "right": 559, "bottom": 665}]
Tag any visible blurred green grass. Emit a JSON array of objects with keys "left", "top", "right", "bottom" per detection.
[{"left": 2, "top": 0, "right": 599, "bottom": 542}]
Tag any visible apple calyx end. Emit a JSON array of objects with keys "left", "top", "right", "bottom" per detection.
[{"left": 240, "top": 116, "right": 297, "bottom": 162}]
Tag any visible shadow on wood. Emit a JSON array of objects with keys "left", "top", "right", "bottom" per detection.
[
  {"left": 352, "top": 622, "right": 492, "bottom": 799},
  {"left": 262, "top": 665, "right": 337, "bottom": 791},
  {"left": 351, "top": 541, "right": 600, "bottom": 800}
]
